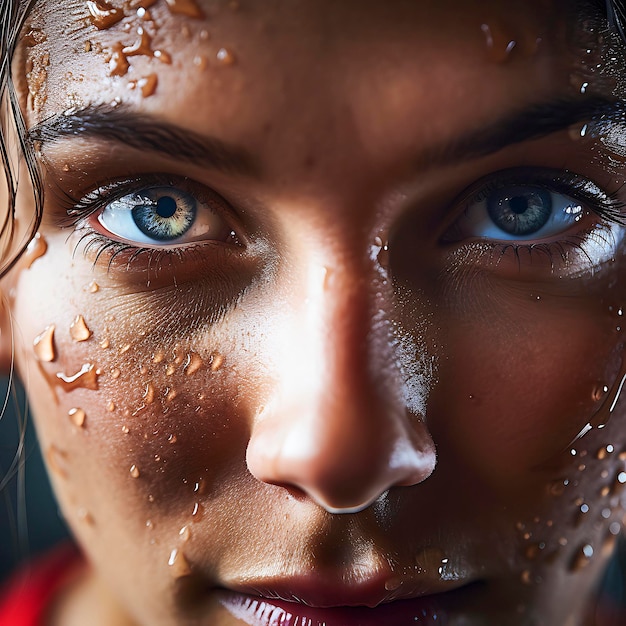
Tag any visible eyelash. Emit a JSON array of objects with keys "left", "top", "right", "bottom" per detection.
[{"left": 56, "top": 174, "right": 237, "bottom": 272}]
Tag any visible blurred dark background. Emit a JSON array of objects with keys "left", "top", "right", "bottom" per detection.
[{"left": 1, "top": 377, "right": 625, "bottom": 612}]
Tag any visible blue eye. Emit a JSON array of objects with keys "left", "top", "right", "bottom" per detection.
[
  {"left": 96, "top": 186, "right": 235, "bottom": 247},
  {"left": 452, "top": 183, "right": 585, "bottom": 243}
]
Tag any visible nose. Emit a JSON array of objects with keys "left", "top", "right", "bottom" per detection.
[{"left": 246, "top": 263, "right": 437, "bottom": 514}]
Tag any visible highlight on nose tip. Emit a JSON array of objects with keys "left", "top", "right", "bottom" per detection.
[{"left": 246, "top": 423, "right": 438, "bottom": 515}]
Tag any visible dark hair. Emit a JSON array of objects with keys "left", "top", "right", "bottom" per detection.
[{"left": 0, "top": 0, "right": 625, "bottom": 276}]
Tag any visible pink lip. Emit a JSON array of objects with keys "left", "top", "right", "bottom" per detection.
[
  {"left": 217, "top": 589, "right": 476, "bottom": 626},
  {"left": 216, "top": 577, "right": 481, "bottom": 626}
]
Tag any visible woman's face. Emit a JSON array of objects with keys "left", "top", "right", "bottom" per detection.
[{"left": 7, "top": 0, "right": 626, "bottom": 624}]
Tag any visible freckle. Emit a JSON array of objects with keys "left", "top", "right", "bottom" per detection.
[
  {"left": 68, "top": 407, "right": 86, "bottom": 428},
  {"left": 166, "top": 363, "right": 176, "bottom": 376},
  {"left": 121, "top": 425, "right": 130, "bottom": 434},
  {"left": 153, "top": 49, "right": 172, "bottom": 64},
  {"left": 216, "top": 48, "right": 235, "bottom": 65},
  {"left": 164, "top": 0, "right": 204, "bottom": 19},
  {"left": 33, "top": 325, "right": 56, "bottom": 362},
  {"left": 130, "top": 464, "right": 140, "bottom": 478},
  {"left": 86, "top": 0, "right": 124, "bottom": 30},
  {"left": 168, "top": 548, "right": 192, "bottom": 578},
  {"left": 210, "top": 353, "right": 224, "bottom": 371},
  {"left": 107, "top": 401, "right": 116, "bottom": 412},
  {"left": 70, "top": 315, "right": 92, "bottom": 342},
  {"left": 24, "top": 232, "right": 48, "bottom": 269},
  {"left": 143, "top": 382, "right": 155, "bottom": 404},
  {"left": 119, "top": 344, "right": 131, "bottom": 354},
  {"left": 111, "top": 367, "right": 121, "bottom": 379}
]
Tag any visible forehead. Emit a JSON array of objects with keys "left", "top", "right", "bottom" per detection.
[{"left": 18, "top": 0, "right": 598, "bottom": 185}]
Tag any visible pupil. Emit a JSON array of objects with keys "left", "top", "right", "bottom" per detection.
[
  {"left": 155, "top": 196, "right": 177, "bottom": 219},
  {"left": 509, "top": 196, "right": 529, "bottom": 215}
]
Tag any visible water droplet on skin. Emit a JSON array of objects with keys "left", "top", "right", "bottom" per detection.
[
  {"left": 46, "top": 445, "right": 68, "bottom": 478},
  {"left": 121, "top": 425, "right": 130, "bottom": 434},
  {"left": 597, "top": 445, "right": 615, "bottom": 460},
  {"left": 69, "top": 315, "right": 92, "bottom": 342},
  {"left": 168, "top": 548, "right": 192, "bottom": 578},
  {"left": 384, "top": 577, "right": 402, "bottom": 592},
  {"left": 592, "top": 384, "right": 608, "bottom": 402},
  {"left": 33, "top": 325, "right": 56, "bottom": 362},
  {"left": 165, "top": 363, "right": 176, "bottom": 376},
  {"left": 24, "top": 232, "right": 47, "bottom": 268},
  {"left": 199, "top": 29, "right": 209, "bottom": 40},
  {"left": 548, "top": 480, "right": 566, "bottom": 497},
  {"left": 193, "top": 55, "right": 207, "bottom": 70},
  {"left": 166, "top": 388, "right": 177, "bottom": 402},
  {"left": 88, "top": 281, "right": 99, "bottom": 293},
  {"left": 123, "top": 26, "right": 154, "bottom": 58},
  {"left": 168, "top": 434, "right": 177, "bottom": 444},
  {"left": 119, "top": 344, "right": 131, "bottom": 354},
  {"left": 610, "top": 522, "right": 621, "bottom": 536},
  {"left": 86, "top": 0, "right": 124, "bottom": 29},
  {"left": 191, "top": 502, "right": 203, "bottom": 519},
  {"left": 164, "top": 0, "right": 204, "bottom": 18},
  {"left": 143, "top": 382, "right": 155, "bottom": 404},
  {"left": 559, "top": 537, "right": 568, "bottom": 547},
  {"left": 76, "top": 507, "right": 95, "bottom": 525},
  {"left": 55, "top": 363, "right": 99, "bottom": 391},
  {"left": 520, "top": 570, "right": 532, "bottom": 585},
  {"left": 602, "top": 508, "right": 612, "bottom": 519},
  {"left": 109, "top": 43, "right": 130, "bottom": 76},
  {"left": 146, "top": 519, "right": 154, "bottom": 529},
  {"left": 130, "top": 464, "right": 140, "bottom": 478},
  {"left": 153, "top": 350, "right": 165, "bottom": 363},
  {"left": 480, "top": 23, "right": 517, "bottom": 63},
  {"left": 216, "top": 47, "right": 235, "bottom": 65},
  {"left": 524, "top": 542, "right": 546, "bottom": 560},
  {"left": 111, "top": 367, "right": 121, "bottom": 379},
  {"left": 210, "top": 353, "right": 224, "bottom": 371},
  {"left": 185, "top": 351, "right": 203, "bottom": 376},
  {"left": 153, "top": 49, "right": 172, "bottom": 64},
  {"left": 179, "top": 525, "right": 191, "bottom": 542},
  {"left": 68, "top": 407, "right": 86, "bottom": 427},
  {"left": 570, "top": 544, "right": 594, "bottom": 571},
  {"left": 137, "top": 73, "right": 158, "bottom": 97},
  {"left": 602, "top": 486, "right": 611, "bottom": 498}
]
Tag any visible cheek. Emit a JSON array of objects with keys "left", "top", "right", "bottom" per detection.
[{"left": 9, "top": 235, "right": 258, "bottom": 544}]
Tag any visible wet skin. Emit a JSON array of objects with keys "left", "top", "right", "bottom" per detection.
[{"left": 6, "top": 0, "right": 626, "bottom": 624}]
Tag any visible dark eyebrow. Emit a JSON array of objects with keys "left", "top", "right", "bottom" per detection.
[
  {"left": 422, "top": 95, "right": 624, "bottom": 169},
  {"left": 28, "top": 96, "right": 623, "bottom": 177},
  {"left": 28, "top": 103, "right": 260, "bottom": 177}
]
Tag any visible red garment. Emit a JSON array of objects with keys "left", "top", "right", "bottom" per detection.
[{"left": 0, "top": 544, "right": 82, "bottom": 626}]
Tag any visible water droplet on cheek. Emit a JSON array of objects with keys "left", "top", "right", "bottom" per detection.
[
  {"left": 56, "top": 363, "right": 99, "bottom": 391},
  {"left": 143, "top": 382, "right": 155, "bottom": 404},
  {"left": 179, "top": 525, "right": 191, "bottom": 542},
  {"left": 210, "top": 353, "right": 224, "bottom": 372},
  {"left": 216, "top": 47, "right": 235, "bottom": 65},
  {"left": 570, "top": 544, "right": 594, "bottom": 571},
  {"left": 130, "top": 464, "right": 141, "bottom": 478},
  {"left": 184, "top": 351, "right": 203, "bottom": 376},
  {"left": 70, "top": 315, "right": 92, "bottom": 342},
  {"left": 23, "top": 232, "right": 47, "bottom": 269},
  {"left": 33, "top": 325, "right": 56, "bottom": 362},
  {"left": 68, "top": 407, "right": 86, "bottom": 427},
  {"left": 168, "top": 548, "right": 192, "bottom": 577}
]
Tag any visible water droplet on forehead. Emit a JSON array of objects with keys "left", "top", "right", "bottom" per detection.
[
  {"left": 68, "top": 407, "right": 86, "bottom": 428},
  {"left": 33, "top": 325, "right": 56, "bottom": 362},
  {"left": 86, "top": 0, "right": 125, "bottom": 30},
  {"left": 70, "top": 315, "right": 92, "bottom": 342}
]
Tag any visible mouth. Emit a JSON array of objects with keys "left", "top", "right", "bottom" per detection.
[{"left": 216, "top": 577, "right": 484, "bottom": 626}]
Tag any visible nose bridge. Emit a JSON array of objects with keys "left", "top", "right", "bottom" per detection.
[{"left": 246, "top": 252, "right": 437, "bottom": 513}]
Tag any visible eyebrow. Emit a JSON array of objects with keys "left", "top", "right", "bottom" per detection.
[
  {"left": 28, "top": 104, "right": 260, "bottom": 177},
  {"left": 28, "top": 96, "right": 624, "bottom": 176}
]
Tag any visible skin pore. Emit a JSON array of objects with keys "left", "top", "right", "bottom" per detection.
[{"left": 5, "top": 0, "right": 626, "bottom": 624}]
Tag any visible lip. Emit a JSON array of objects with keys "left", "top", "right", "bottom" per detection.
[
  {"left": 217, "top": 585, "right": 481, "bottom": 626},
  {"left": 216, "top": 573, "right": 482, "bottom": 626}
]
